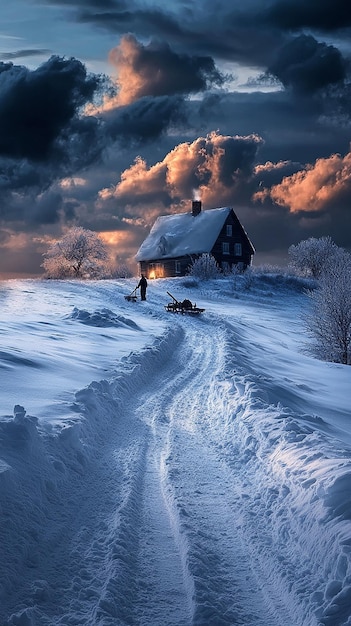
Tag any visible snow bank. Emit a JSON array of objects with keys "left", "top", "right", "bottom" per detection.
[
  {"left": 68, "top": 306, "right": 140, "bottom": 329},
  {"left": 0, "top": 317, "right": 183, "bottom": 620},
  {"left": 200, "top": 293, "right": 351, "bottom": 626},
  {"left": 0, "top": 276, "right": 351, "bottom": 625}
]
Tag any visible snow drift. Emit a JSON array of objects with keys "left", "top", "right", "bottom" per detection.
[{"left": 0, "top": 276, "right": 350, "bottom": 625}]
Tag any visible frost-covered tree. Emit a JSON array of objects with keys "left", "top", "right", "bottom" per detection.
[
  {"left": 288, "top": 236, "right": 341, "bottom": 278},
  {"left": 188, "top": 253, "right": 221, "bottom": 279},
  {"left": 305, "top": 251, "right": 351, "bottom": 365},
  {"left": 42, "top": 227, "right": 109, "bottom": 279}
]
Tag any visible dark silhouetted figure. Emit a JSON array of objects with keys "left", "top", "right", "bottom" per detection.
[{"left": 138, "top": 275, "right": 148, "bottom": 301}]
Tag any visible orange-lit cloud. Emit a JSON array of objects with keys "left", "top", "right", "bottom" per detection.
[
  {"left": 108, "top": 35, "right": 146, "bottom": 107},
  {"left": 99, "top": 229, "right": 135, "bottom": 249},
  {"left": 87, "top": 33, "right": 224, "bottom": 115},
  {"left": 254, "top": 152, "right": 351, "bottom": 212},
  {"left": 98, "top": 131, "right": 263, "bottom": 220},
  {"left": 86, "top": 35, "right": 141, "bottom": 112},
  {"left": 0, "top": 231, "right": 29, "bottom": 249},
  {"left": 98, "top": 229, "right": 140, "bottom": 273},
  {"left": 59, "top": 177, "right": 87, "bottom": 190},
  {"left": 100, "top": 156, "right": 167, "bottom": 200},
  {"left": 254, "top": 160, "right": 291, "bottom": 175}
]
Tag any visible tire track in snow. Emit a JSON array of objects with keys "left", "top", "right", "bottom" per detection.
[
  {"left": 1, "top": 327, "right": 186, "bottom": 626},
  {"left": 70, "top": 324, "right": 198, "bottom": 626},
  {"left": 154, "top": 315, "right": 291, "bottom": 625},
  {"left": 132, "top": 314, "right": 287, "bottom": 625},
  {"left": 1, "top": 311, "right": 295, "bottom": 625}
]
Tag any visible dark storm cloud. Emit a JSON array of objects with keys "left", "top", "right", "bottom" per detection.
[
  {"left": 265, "top": 0, "right": 351, "bottom": 32},
  {"left": 2, "top": 0, "right": 351, "bottom": 274},
  {"left": 0, "top": 48, "right": 198, "bottom": 231},
  {"left": 195, "top": 90, "right": 350, "bottom": 164},
  {"left": 268, "top": 35, "right": 347, "bottom": 95},
  {"left": 0, "top": 48, "right": 202, "bottom": 234},
  {"left": 44, "top": 0, "right": 126, "bottom": 7},
  {"left": 0, "top": 50, "right": 52, "bottom": 61},
  {"left": 38, "top": 0, "right": 351, "bottom": 76},
  {"left": 39, "top": 0, "right": 281, "bottom": 67},
  {"left": 0, "top": 55, "right": 103, "bottom": 162},
  {"left": 0, "top": 55, "right": 107, "bottom": 229},
  {"left": 43, "top": 0, "right": 185, "bottom": 44},
  {"left": 212, "top": 135, "right": 263, "bottom": 183},
  {"left": 78, "top": 7, "right": 183, "bottom": 40},
  {"left": 30, "top": 191, "right": 64, "bottom": 225},
  {"left": 0, "top": 229, "right": 11, "bottom": 245},
  {"left": 109, "top": 35, "right": 225, "bottom": 101},
  {"left": 0, "top": 187, "right": 64, "bottom": 227},
  {"left": 103, "top": 94, "right": 187, "bottom": 144}
]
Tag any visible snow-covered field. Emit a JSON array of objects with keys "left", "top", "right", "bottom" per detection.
[{"left": 0, "top": 275, "right": 350, "bottom": 626}]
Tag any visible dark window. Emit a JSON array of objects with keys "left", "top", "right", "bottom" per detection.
[{"left": 234, "top": 243, "right": 242, "bottom": 256}]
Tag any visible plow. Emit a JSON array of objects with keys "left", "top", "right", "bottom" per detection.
[{"left": 124, "top": 287, "right": 138, "bottom": 302}]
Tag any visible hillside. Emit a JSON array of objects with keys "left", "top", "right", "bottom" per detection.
[{"left": 0, "top": 275, "right": 350, "bottom": 626}]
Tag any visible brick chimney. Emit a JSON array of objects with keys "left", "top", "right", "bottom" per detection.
[{"left": 192, "top": 200, "right": 202, "bottom": 216}]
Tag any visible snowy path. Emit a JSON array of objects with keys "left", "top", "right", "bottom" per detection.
[
  {"left": 2, "top": 279, "right": 351, "bottom": 625},
  {"left": 130, "top": 320, "right": 279, "bottom": 626},
  {"left": 1, "top": 308, "right": 296, "bottom": 626}
]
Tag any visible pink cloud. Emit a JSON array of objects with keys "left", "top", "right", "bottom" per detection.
[{"left": 254, "top": 152, "right": 351, "bottom": 212}]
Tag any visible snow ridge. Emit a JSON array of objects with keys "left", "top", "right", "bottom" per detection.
[
  {"left": 1, "top": 277, "right": 351, "bottom": 625},
  {"left": 0, "top": 325, "right": 184, "bottom": 624},
  {"left": 207, "top": 317, "right": 351, "bottom": 626}
]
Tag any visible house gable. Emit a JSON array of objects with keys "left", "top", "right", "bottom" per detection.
[{"left": 210, "top": 209, "right": 255, "bottom": 271}]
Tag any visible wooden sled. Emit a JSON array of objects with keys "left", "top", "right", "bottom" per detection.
[{"left": 164, "top": 291, "right": 205, "bottom": 315}]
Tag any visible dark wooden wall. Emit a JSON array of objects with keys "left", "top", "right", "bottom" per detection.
[
  {"left": 139, "top": 256, "right": 195, "bottom": 279},
  {"left": 210, "top": 210, "right": 254, "bottom": 269}
]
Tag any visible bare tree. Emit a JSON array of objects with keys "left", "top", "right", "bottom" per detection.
[
  {"left": 188, "top": 253, "right": 221, "bottom": 280},
  {"left": 305, "top": 251, "right": 351, "bottom": 365},
  {"left": 288, "top": 236, "right": 340, "bottom": 278},
  {"left": 42, "top": 227, "right": 110, "bottom": 279}
]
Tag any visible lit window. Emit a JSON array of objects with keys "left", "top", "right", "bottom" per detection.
[
  {"left": 222, "top": 242, "right": 230, "bottom": 255},
  {"left": 234, "top": 243, "right": 242, "bottom": 256},
  {"left": 226, "top": 224, "right": 232, "bottom": 237}
]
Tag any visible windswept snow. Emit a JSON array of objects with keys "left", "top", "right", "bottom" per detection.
[{"left": 0, "top": 275, "right": 351, "bottom": 625}]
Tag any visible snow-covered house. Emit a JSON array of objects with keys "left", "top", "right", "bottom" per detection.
[{"left": 135, "top": 201, "right": 255, "bottom": 278}]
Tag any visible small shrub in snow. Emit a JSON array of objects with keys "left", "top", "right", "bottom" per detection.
[
  {"left": 188, "top": 253, "right": 221, "bottom": 280},
  {"left": 242, "top": 266, "right": 254, "bottom": 290},
  {"left": 229, "top": 264, "right": 243, "bottom": 291},
  {"left": 42, "top": 227, "right": 110, "bottom": 279},
  {"left": 252, "top": 263, "right": 294, "bottom": 275},
  {"left": 305, "top": 251, "right": 351, "bottom": 365},
  {"left": 252, "top": 265, "right": 314, "bottom": 292},
  {"left": 229, "top": 264, "right": 254, "bottom": 291},
  {"left": 180, "top": 278, "right": 199, "bottom": 289},
  {"left": 288, "top": 236, "right": 341, "bottom": 278},
  {"left": 111, "top": 263, "right": 134, "bottom": 278}
]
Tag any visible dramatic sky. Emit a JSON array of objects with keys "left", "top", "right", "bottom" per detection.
[{"left": 0, "top": 0, "right": 351, "bottom": 276}]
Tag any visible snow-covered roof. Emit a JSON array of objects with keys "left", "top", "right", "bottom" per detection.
[{"left": 136, "top": 207, "right": 232, "bottom": 262}]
